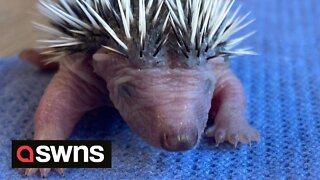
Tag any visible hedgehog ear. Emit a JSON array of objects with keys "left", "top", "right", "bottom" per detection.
[
  {"left": 93, "top": 48, "right": 126, "bottom": 62},
  {"left": 207, "top": 56, "right": 230, "bottom": 70},
  {"left": 207, "top": 56, "right": 228, "bottom": 64},
  {"left": 92, "top": 48, "right": 130, "bottom": 80},
  {"left": 92, "top": 48, "right": 110, "bottom": 62},
  {"left": 207, "top": 56, "right": 225, "bottom": 62}
]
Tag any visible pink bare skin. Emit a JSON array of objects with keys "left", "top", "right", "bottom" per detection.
[
  {"left": 19, "top": 50, "right": 260, "bottom": 177},
  {"left": 205, "top": 58, "right": 260, "bottom": 146},
  {"left": 20, "top": 52, "right": 108, "bottom": 177}
]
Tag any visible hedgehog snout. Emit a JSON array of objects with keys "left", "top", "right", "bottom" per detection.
[{"left": 161, "top": 127, "right": 199, "bottom": 151}]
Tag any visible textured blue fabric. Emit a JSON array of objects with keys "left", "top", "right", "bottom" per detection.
[{"left": 1, "top": 0, "right": 320, "bottom": 179}]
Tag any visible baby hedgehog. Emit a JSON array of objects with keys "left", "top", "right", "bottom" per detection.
[{"left": 22, "top": 0, "right": 260, "bottom": 177}]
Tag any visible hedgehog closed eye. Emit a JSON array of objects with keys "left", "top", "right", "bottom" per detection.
[{"left": 118, "top": 83, "right": 136, "bottom": 99}]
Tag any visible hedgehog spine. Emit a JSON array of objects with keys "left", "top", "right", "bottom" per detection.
[
  {"left": 35, "top": 0, "right": 255, "bottom": 67},
  {"left": 166, "top": 0, "right": 256, "bottom": 66}
]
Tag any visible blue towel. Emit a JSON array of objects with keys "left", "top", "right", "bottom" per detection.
[{"left": 1, "top": 0, "right": 320, "bottom": 179}]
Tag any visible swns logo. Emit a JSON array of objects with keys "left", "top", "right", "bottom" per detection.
[{"left": 12, "top": 141, "right": 112, "bottom": 168}]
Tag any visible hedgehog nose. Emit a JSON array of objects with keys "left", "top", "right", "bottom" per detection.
[{"left": 161, "top": 128, "right": 198, "bottom": 151}]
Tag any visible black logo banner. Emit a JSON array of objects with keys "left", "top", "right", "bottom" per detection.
[{"left": 12, "top": 140, "right": 112, "bottom": 168}]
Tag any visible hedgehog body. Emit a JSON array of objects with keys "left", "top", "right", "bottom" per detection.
[{"left": 23, "top": 0, "right": 260, "bottom": 177}]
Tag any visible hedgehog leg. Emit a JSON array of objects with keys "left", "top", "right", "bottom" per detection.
[
  {"left": 25, "top": 54, "right": 108, "bottom": 177},
  {"left": 205, "top": 70, "right": 260, "bottom": 147}
]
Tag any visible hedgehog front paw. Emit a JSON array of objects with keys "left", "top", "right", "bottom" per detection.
[
  {"left": 205, "top": 119, "right": 260, "bottom": 147},
  {"left": 24, "top": 168, "right": 64, "bottom": 178}
]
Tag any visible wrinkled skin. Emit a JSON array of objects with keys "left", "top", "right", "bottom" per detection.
[{"left": 20, "top": 49, "right": 260, "bottom": 177}]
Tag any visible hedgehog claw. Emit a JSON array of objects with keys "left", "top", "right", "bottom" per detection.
[
  {"left": 25, "top": 168, "right": 38, "bottom": 177},
  {"left": 55, "top": 168, "right": 65, "bottom": 176},
  {"left": 229, "top": 134, "right": 240, "bottom": 148},
  {"left": 204, "top": 126, "right": 215, "bottom": 137},
  {"left": 40, "top": 168, "right": 51, "bottom": 178},
  {"left": 209, "top": 118, "right": 260, "bottom": 147},
  {"left": 24, "top": 168, "right": 63, "bottom": 178},
  {"left": 215, "top": 130, "right": 226, "bottom": 146}
]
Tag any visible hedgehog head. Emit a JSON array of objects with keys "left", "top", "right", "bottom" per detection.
[
  {"left": 92, "top": 50, "right": 217, "bottom": 150},
  {"left": 36, "top": 0, "right": 254, "bottom": 151}
]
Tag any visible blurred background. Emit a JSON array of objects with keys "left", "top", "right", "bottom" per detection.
[{"left": 0, "top": 0, "right": 45, "bottom": 56}]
